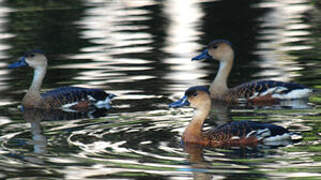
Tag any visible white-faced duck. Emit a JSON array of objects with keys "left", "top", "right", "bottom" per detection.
[
  {"left": 8, "top": 50, "right": 116, "bottom": 110},
  {"left": 169, "top": 86, "right": 292, "bottom": 147},
  {"left": 192, "top": 40, "right": 313, "bottom": 103}
]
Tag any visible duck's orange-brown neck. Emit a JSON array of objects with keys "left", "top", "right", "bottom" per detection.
[{"left": 182, "top": 100, "right": 211, "bottom": 146}]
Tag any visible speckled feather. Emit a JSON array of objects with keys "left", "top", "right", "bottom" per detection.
[
  {"left": 41, "top": 87, "right": 110, "bottom": 108},
  {"left": 227, "top": 80, "right": 309, "bottom": 101},
  {"left": 204, "top": 120, "right": 289, "bottom": 146},
  {"left": 207, "top": 121, "right": 288, "bottom": 138}
]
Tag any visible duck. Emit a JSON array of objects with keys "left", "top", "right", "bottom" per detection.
[
  {"left": 192, "top": 39, "right": 313, "bottom": 103},
  {"left": 169, "top": 86, "right": 292, "bottom": 147},
  {"left": 8, "top": 50, "right": 116, "bottom": 110}
]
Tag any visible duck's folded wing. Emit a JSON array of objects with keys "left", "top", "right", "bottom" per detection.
[{"left": 41, "top": 87, "right": 112, "bottom": 109}]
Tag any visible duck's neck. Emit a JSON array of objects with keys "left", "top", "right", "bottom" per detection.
[
  {"left": 210, "top": 55, "right": 234, "bottom": 96},
  {"left": 29, "top": 67, "right": 46, "bottom": 92},
  {"left": 183, "top": 102, "right": 211, "bottom": 144},
  {"left": 23, "top": 66, "right": 47, "bottom": 107}
]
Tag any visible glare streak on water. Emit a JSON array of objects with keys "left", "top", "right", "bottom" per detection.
[
  {"left": 255, "top": 0, "right": 313, "bottom": 82},
  {"left": 162, "top": 0, "right": 208, "bottom": 92},
  {"left": 0, "top": 0, "right": 321, "bottom": 179},
  {"left": 0, "top": 5, "right": 13, "bottom": 100}
]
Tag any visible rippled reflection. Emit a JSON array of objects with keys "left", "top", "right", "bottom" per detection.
[
  {"left": 0, "top": 0, "right": 320, "bottom": 179},
  {"left": 0, "top": 4, "right": 13, "bottom": 105},
  {"left": 163, "top": 0, "right": 208, "bottom": 96},
  {"left": 255, "top": 0, "right": 313, "bottom": 82}
]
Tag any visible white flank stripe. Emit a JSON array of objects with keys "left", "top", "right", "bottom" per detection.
[
  {"left": 95, "top": 97, "right": 112, "bottom": 109},
  {"left": 87, "top": 95, "right": 96, "bottom": 101},
  {"left": 260, "top": 87, "right": 278, "bottom": 96},
  {"left": 272, "top": 88, "right": 312, "bottom": 99},
  {"left": 61, "top": 102, "right": 79, "bottom": 112},
  {"left": 249, "top": 92, "right": 259, "bottom": 99},
  {"left": 263, "top": 133, "right": 291, "bottom": 142}
]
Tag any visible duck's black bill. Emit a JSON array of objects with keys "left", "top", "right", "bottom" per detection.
[
  {"left": 8, "top": 57, "right": 28, "bottom": 69},
  {"left": 169, "top": 95, "right": 190, "bottom": 108},
  {"left": 191, "top": 49, "right": 210, "bottom": 61}
]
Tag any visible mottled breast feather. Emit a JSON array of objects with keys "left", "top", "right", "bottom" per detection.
[{"left": 41, "top": 87, "right": 109, "bottom": 108}]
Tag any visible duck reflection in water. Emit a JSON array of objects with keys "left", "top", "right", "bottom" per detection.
[
  {"left": 23, "top": 109, "right": 48, "bottom": 155},
  {"left": 169, "top": 86, "right": 295, "bottom": 148},
  {"left": 8, "top": 50, "right": 116, "bottom": 111},
  {"left": 192, "top": 40, "right": 314, "bottom": 105},
  {"left": 14, "top": 107, "right": 110, "bottom": 164}
]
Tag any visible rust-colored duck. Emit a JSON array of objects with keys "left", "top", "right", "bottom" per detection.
[{"left": 169, "top": 86, "right": 292, "bottom": 147}]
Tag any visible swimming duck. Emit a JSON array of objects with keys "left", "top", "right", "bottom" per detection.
[
  {"left": 8, "top": 50, "right": 116, "bottom": 110},
  {"left": 169, "top": 86, "right": 291, "bottom": 147},
  {"left": 192, "top": 39, "right": 313, "bottom": 103}
]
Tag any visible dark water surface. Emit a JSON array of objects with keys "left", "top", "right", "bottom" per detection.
[{"left": 0, "top": 0, "right": 321, "bottom": 179}]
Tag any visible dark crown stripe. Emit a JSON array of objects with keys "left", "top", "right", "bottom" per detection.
[
  {"left": 208, "top": 39, "right": 233, "bottom": 48},
  {"left": 185, "top": 86, "right": 210, "bottom": 97}
]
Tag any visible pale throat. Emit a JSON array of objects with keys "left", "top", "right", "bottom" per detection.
[
  {"left": 29, "top": 66, "right": 47, "bottom": 92},
  {"left": 210, "top": 56, "right": 233, "bottom": 95}
]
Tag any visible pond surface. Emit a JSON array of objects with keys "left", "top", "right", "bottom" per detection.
[{"left": 0, "top": 0, "right": 321, "bottom": 179}]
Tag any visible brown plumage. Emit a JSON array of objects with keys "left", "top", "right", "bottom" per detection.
[{"left": 169, "top": 86, "right": 291, "bottom": 147}]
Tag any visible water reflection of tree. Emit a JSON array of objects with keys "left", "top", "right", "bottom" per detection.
[{"left": 5, "top": 0, "right": 85, "bottom": 54}]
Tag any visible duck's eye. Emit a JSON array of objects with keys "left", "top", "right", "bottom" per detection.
[
  {"left": 212, "top": 45, "right": 218, "bottom": 49},
  {"left": 29, "top": 54, "right": 35, "bottom": 57},
  {"left": 192, "top": 92, "right": 198, "bottom": 97}
]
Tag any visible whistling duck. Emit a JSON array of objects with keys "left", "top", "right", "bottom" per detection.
[
  {"left": 169, "top": 86, "right": 291, "bottom": 147},
  {"left": 192, "top": 39, "right": 313, "bottom": 103},
  {"left": 8, "top": 50, "right": 116, "bottom": 110}
]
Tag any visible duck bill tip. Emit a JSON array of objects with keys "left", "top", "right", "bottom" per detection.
[
  {"left": 191, "top": 49, "right": 210, "bottom": 61},
  {"left": 168, "top": 96, "right": 190, "bottom": 108},
  {"left": 8, "top": 57, "right": 27, "bottom": 69}
]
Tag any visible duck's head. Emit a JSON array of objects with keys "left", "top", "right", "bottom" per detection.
[
  {"left": 192, "top": 39, "right": 234, "bottom": 62},
  {"left": 169, "top": 86, "right": 211, "bottom": 109},
  {"left": 8, "top": 50, "right": 47, "bottom": 69}
]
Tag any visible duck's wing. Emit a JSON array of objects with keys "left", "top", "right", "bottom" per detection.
[
  {"left": 41, "top": 87, "right": 114, "bottom": 109},
  {"left": 207, "top": 120, "right": 290, "bottom": 142},
  {"left": 230, "top": 80, "right": 312, "bottom": 101}
]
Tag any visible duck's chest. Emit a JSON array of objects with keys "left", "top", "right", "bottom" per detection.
[{"left": 22, "top": 92, "right": 49, "bottom": 108}]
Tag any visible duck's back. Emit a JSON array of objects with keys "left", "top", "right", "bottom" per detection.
[
  {"left": 209, "top": 120, "right": 288, "bottom": 137},
  {"left": 229, "top": 80, "right": 312, "bottom": 102},
  {"left": 41, "top": 87, "right": 112, "bottom": 109},
  {"left": 206, "top": 120, "right": 290, "bottom": 146}
]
